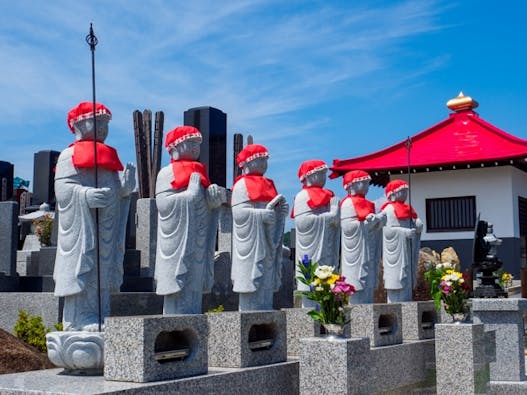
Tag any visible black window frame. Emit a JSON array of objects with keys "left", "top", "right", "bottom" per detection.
[{"left": 426, "top": 196, "right": 476, "bottom": 232}]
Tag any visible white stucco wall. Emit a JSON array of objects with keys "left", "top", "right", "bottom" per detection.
[{"left": 390, "top": 166, "right": 527, "bottom": 240}]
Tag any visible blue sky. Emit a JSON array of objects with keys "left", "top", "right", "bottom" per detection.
[{"left": 2, "top": 1, "right": 526, "bottom": 229}]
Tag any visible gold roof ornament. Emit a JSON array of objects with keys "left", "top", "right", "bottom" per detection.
[{"left": 446, "top": 91, "right": 479, "bottom": 112}]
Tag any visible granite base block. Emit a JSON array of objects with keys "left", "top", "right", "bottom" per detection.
[
  {"left": 0, "top": 292, "right": 62, "bottom": 333},
  {"left": 282, "top": 308, "right": 316, "bottom": 357},
  {"left": 401, "top": 301, "right": 438, "bottom": 340},
  {"left": 472, "top": 298, "right": 527, "bottom": 382},
  {"left": 0, "top": 361, "right": 299, "bottom": 395},
  {"left": 348, "top": 303, "right": 403, "bottom": 346},
  {"left": 369, "top": 340, "right": 436, "bottom": 393},
  {"left": 435, "top": 323, "right": 490, "bottom": 395},
  {"left": 207, "top": 310, "right": 287, "bottom": 368},
  {"left": 104, "top": 314, "right": 208, "bottom": 383},
  {"left": 299, "top": 337, "right": 371, "bottom": 394}
]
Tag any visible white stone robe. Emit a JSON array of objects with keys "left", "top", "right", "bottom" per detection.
[
  {"left": 293, "top": 190, "right": 340, "bottom": 292},
  {"left": 154, "top": 165, "right": 218, "bottom": 296},
  {"left": 382, "top": 204, "right": 422, "bottom": 290},
  {"left": 53, "top": 146, "right": 128, "bottom": 298},
  {"left": 340, "top": 197, "right": 385, "bottom": 294},
  {"left": 231, "top": 178, "right": 284, "bottom": 295}
]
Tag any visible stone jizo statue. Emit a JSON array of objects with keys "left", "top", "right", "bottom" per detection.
[
  {"left": 231, "top": 144, "right": 288, "bottom": 311},
  {"left": 53, "top": 102, "right": 135, "bottom": 331},
  {"left": 340, "top": 170, "right": 385, "bottom": 304},
  {"left": 292, "top": 160, "right": 339, "bottom": 308},
  {"left": 154, "top": 126, "right": 226, "bottom": 314},
  {"left": 381, "top": 179, "right": 423, "bottom": 303}
]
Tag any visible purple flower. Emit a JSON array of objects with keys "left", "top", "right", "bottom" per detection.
[{"left": 302, "top": 255, "right": 310, "bottom": 267}]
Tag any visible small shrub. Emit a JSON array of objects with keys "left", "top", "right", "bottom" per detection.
[
  {"left": 207, "top": 304, "right": 224, "bottom": 313},
  {"left": 33, "top": 215, "right": 53, "bottom": 246},
  {"left": 13, "top": 310, "right": 53, "bottom": 353}
]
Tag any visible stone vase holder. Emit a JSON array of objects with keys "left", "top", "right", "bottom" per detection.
[
  {"left": 347, "top": 303, "right": 402, "bottom": 346},
  {"left": 104, "top": 314, "right": 208, "bottom": 383},
  {"left": 46, "top": 331, "right": 104, "bottom": 375},
  {"left": 400, "top": 301, "right": 438, "bottom": 341},
  {"left": 207, "top": 310, "right": 287, "bottom": 368}
]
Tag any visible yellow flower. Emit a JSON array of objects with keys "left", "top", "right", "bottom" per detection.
[{"left": 327, "top": 274, "right": 340, "bottom": 285}]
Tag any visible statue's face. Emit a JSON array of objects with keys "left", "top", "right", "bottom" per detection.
[
  {"left": 244, "top": 157, "right": 268, "bottom": 175},
  {"left": 305, "top": 169, "right": 327, "bottom": 187},
  {"left": 170, "top": 138, "right": 201, "bottom": 161},
  {"left": 74, "top": 114, "right": 110, "bottom": 142},
  {"left": 348, "top": 180, "right": 369, "bottom": 196},
  {"left": 390, "top": 188, "right": 408, "bottom": 202}
]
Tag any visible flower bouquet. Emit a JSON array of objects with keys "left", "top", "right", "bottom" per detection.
[
  {"left": 296, "top": 255, "right": 355, "bottom": 326},
  {"left": 424, "top": 259, "right": 470, "bottom": 320},
  {"left": 496, "top": 268, "right": 513, "bottom": 290}
]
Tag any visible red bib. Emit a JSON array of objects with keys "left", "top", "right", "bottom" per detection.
[
  {"left": 170, "top": 160, "right": 210, "bottom": 189},
  {"left": 291, "top": 186, "right": 334, "bottom": 218},
  {"left": 341, "top": 194, "right": 375, "bottom": 221},
  {"left": 71, "top": 141, "right": 123, "bottom": 171},
  {"left": 234, "top": 174, "right": 278, "bottom": 202},
  {"left": 380, "top": 201, "right": 417, "bottom": 220}
]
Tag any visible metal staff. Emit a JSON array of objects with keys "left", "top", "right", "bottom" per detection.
[
  {"left": 406, "top": 136, "right": 415, "bottom": 291},
  {"left": 86, "top": 23, "right": 102, "bottom": 332}
]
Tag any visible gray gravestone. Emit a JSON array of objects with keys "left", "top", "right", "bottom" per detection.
[
  {"left": 0, "top": 201, "right": 18, "bottom": 276},
  {"left": 136, "top": 198, "right": 157, "bottom": 277}
]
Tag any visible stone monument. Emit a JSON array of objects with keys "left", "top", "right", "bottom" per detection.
[
  {"left": 381, "top": 179, "right": 423, "bottom": 303},
  {"left": 340, "top": 170, "right": 385, "bottom": 304},
  {"left": 292, "top": 160, "right": 339, "bottom": 307},
  {"left": 46, "top": 101, "right": 135, "bottom": 373},
  {"left": 231, "top": 144, "right": 288, "bottom": 311},
  {"left": 154, "top": 126, "right": 226, "bottom": 314}
]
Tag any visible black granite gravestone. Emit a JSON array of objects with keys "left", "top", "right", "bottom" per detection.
[
  {"left": 32, "top": 150, "right": 60, "bottom": 206},
  {"left": 184, "top": 106, "right": 227, "bottom": 187},
  {"left": 0, "top": 161, "right": 14, "bottom": 201}
]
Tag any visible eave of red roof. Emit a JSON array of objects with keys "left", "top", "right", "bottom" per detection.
[{"left": 331, "top": 109, "right": 527, "bottom": 179}]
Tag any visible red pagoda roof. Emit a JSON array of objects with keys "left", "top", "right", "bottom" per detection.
[{"left": 330, "top": 93, "right": 527, "bottom": 185}]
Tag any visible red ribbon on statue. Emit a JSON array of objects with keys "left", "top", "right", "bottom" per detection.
[
  {"left": 71, "top": 141, "right": 124, "bottom": 171},
  {"left": 291, "top": 186, "right": 334, "bottom": 218},
  {"left": 380, "top": 201, "right": 417, "bottom": 220},
  {"left": 234, "top": 174, "right": 278, "bottom": 202},
  {"left": 170, "top": 160, "right": 211, "bottom": 189},
  {"left": 341, "top": 194, "right": 375, "bottom": 221}
]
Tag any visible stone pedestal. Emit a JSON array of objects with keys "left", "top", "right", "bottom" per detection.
[
  {"left": 135, "top": 198, "right": 157, "bottom": 277},
  {"left": 299, "top": 337, "right": 371, "bottom": 394},
  {"left": 104, "top": 314, "right": 208, "bottom": 383},
  {"left": 435, "top": 323, "right": 490, "bottom": 395},
  {"left": 282, "top": 308, "right": 316, "bottom": 357},
  {"left": 472, "top": 298, "right": 527, "bottom": 382},
  {"left": 207, "top": 311, "right": 287, "bottom": 368},
  {"left": 348, "top": 303, "right": 402, "bottom": 346},
  {"left": 46, "top": 331, "right": 104, "bottom": 375},
  {"left": 400, "top": 301, "right": 438, "bottom": 340}
]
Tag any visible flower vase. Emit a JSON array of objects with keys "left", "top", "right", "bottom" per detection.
[
  {"left": 450, "top": 312, "right": 469, "bottom": 324},
  {"left": 322, "top": 323, "right": 346, "bottom": 339}
]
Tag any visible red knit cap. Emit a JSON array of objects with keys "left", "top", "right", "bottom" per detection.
[
  {"left": 385, "top": 179, "right": 409, "bottom": 199},
  {"left": 297, "top": 160, "right": 328, "bottom": 182},
  {"left": 343, "top": 170, "right": 371, "bottom": 190},
  {"left": 165, "top": 126, "right": 202, "bottom": 151},
  {"left": 67, "top": 102, "right": 111, "bottom": 132},
  {"left": 236, "top": 144, "right": 269, "bottom": 168}
]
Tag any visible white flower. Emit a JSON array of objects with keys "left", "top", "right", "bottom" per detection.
[
  {"left": 315, "top": 265, "right": 335, "bottom": 280},
  {"left": 315, "top": 286, "right": 323, "bottom": 291}
]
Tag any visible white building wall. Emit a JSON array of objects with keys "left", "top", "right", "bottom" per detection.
[{"left": 390, "top": 166, "right": 518, "bottom": 240}]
